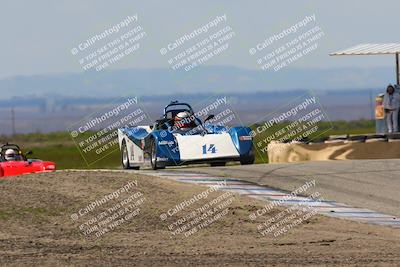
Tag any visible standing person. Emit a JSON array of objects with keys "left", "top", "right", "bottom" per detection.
[{"left": 383, "top": 84, "right": 400, "bottom": 133}]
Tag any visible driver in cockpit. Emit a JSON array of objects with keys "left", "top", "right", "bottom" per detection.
[
  {"left": 4, "top": 149, "right": 17, "bottom": 161},
  {"left": 174, "top": 111, "right": 197, "bottom": 130}
]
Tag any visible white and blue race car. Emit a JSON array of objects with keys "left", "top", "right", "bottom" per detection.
[{"left": 118, "top": 101, "right": 254, "bottom": 170}]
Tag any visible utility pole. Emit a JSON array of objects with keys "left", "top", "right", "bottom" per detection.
[
  {"left": 397, "top": 53, "right": 399, "bottom": 85},
  {"left": 11, "top": 107, "right": 16, "bottom": 136},
  {"left": 369, "top": 90, "right": 374, "bottom": 121}
]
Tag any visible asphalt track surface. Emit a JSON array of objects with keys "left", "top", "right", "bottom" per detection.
[{"left": 160, "top": 159, "right": 400, "bottom": 218}]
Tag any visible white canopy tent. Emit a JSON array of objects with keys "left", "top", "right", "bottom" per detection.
[{"left": 330, "top": 43, "right": 400, "bottom": 84}]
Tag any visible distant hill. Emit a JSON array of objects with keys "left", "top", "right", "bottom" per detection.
[
  {"left": 0, "top": 65, "right": 391, "bottom": 134},
  {"left": 0, "top": 66, "right": 393, "bottom": 99},
  {"left": 0, "top": 89, "right": 381, "bottom": 135}
]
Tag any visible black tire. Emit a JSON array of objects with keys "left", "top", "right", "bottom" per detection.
[
  {"left": 150, "top": 139, "right": 165, "bottom": 170},
  {"left": 121, "top": 140, "right": 140, "bottom": 170},
  {"left": 210, "top": 162, "right": 226, "bottom": 167},
  {"left": 347, "top": 135, "right": 366, "bottom": 142},
  {"left": 240, "top": 147, "right": 255, "bottom": 165}
]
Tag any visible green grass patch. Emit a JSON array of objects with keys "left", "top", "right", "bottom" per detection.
[
  {"left": 0, "top": 120, "right": 376, "bottom": 168},
  {"left": 0, "top": 207, "right": 65, "bottom": 220},
  {"left": 1, "top": 131, "right": 120, "bottom": 169},
  {"left": 0, "top": 211, "right": 10, "bottom": 220}
]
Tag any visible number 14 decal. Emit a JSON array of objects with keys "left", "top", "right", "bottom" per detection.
[{"left": 202, "top": 144, "right": 217, "bottom": 154}]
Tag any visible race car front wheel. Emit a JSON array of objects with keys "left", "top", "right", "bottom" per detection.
[
  {"left": 150, "top": 139, "right": 165, "bottom": 170},
  {"left": 240, "top": 147, "right": 255, "bottom": 165},
  {"left": 121, "top": 140, "right": 139, "bottom": 170}
]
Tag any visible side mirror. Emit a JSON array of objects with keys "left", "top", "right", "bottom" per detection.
[{"left": 204, "top": 115, "right": 215, "bottom": 122}]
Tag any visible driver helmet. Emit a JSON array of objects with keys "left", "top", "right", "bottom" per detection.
[
  {"left": 174, "top": 111, "right": 195, "bottom": 129},
  {"left": 4, "top": 149, "right": 16, "bottom": 161}
]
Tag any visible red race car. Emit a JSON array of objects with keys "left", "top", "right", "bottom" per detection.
[{"left": 0, "top": 143, "right": 56, "bottom": 178}]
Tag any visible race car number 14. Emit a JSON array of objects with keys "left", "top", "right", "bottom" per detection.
[{"left": 202, "top": 144, "right": 217, "bottom": 154}]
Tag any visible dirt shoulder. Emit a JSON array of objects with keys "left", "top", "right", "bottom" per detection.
[{"left": 0, "top": 170, "right": 399, "bottom": 266}]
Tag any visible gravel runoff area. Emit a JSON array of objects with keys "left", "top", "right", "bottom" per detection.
[{"left": 0, "top": 169, "right": 399, "bottom": 266}]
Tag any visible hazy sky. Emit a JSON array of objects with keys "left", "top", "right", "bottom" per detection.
[{"left": 1, "top": 0, "right": 399, "bottom": 79}]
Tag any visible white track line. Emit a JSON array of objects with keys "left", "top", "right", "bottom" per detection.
[
  {"left": 145, "top": 170, "right": 400, "bottom": 228},
  {"left": 61, "top": 169, "right": 400, "bottom": 228}
]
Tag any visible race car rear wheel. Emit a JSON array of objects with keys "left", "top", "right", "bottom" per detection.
[
  {"left": 150, "top": 139, "right": 165, "bottom": 170},
  {"left": 121, "top": 140, "right": 140, "bottom": 170},
  {"left": 240, "top": 147, "right": 255, "bottom": 165}
]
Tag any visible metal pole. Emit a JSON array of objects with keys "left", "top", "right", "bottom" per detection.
[
  {"left": 369, "top": 90, "right": 374, "bottom": 121},
  {"left": 11, "top": 107, "right": 16, "bottom": 136},
  {"left": 396, "top": 53, "right": 399, "bottom": 85}
]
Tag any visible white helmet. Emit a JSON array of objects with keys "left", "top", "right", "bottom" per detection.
[
  {"left": 4, "top": 149, "right": 16, "bottom": 161},
  {"left": 174, "top": 111, "right": 194, "bottom": 129}
]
